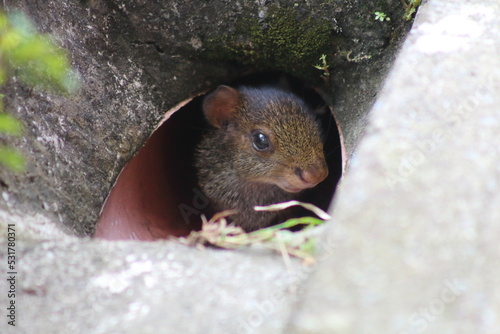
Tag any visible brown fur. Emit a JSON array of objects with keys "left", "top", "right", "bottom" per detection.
[{"left": 195, "top": 85, "right": 328, "bottom": 231}]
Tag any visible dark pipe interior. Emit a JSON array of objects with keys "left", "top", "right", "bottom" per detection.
[{"left": 94, "top": 73, "right": 343, "bottom": 241}]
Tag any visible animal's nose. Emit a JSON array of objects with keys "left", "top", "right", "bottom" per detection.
[{"left": 295, "top": 162, "right": 329, "bottom": 187}]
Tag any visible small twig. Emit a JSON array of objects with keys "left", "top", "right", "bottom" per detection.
[
  {"left": 254, "top": 200, "right": 331, "bottom": 220},
  {"left": 179, "top": 201, "right": 331, "bottom": 264},
  {"left": 275, "top": 231, "right": 293, "bottom": 273}
]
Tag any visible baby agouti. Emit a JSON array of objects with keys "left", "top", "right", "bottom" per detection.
[{"left": 195, "top": 84, "right": 329, "bottom": 231}]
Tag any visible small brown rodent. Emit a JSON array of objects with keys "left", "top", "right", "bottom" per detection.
[{"left": 195, "top": 84, "right": 328, "bottom": 231}]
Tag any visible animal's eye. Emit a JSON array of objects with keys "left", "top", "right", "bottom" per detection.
[{"left": 251, "top": 130, "right": 270, "bottom": 151}]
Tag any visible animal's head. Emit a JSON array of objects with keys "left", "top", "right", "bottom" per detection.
[{"left": 203, "top": 85, "right": 328, "bottom": 193}]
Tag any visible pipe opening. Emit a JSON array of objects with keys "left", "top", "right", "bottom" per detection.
[{"left": 95, "top": 72, "right": 344, "bottom": 241}]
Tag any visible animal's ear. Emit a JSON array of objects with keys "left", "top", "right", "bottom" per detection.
[{"left": 203, "top": 85, "right": 242, "bottom": 128}]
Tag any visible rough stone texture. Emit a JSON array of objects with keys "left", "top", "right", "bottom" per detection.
[
  {"left": 15, "top": 237, "right": 305, "bottom": 333},
  {"left": 288, "top": 0, "right": 500, "bottom": 333},
  {"left": 0, "top": 1, "right": 418, "bottom": 333},
  {"left": 0, "top": 0, "right": 409, "bottom": 236},
  {"left": 1, "top": 208, "right": 330, "bottom": 334},
  {"left": 1, "top": 0, "right": 232, "bottom": 236}
]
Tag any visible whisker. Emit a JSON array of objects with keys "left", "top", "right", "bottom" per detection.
[
  {"left": 322, "top": 111, "right": 333, "bottom": 145},
  {"left": 325, "top": 145, "right": 342, "bottom": 159}
]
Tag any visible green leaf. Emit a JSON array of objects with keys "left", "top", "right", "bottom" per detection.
[
  {"left": 0, "top": 113, "right": 23, "bottom": 135},
  {"left": 0, "top": 145, "right": 26, "bottom": 172},
  {"left": 1, "top": 11, "right": 81, "bottom": 94},
  {"left": 299, "top": 237, "right": 317, "bottom": 255},
  {"left": 0, "top": 10, "right": 80, "bottom": 172},
  {"left": 0, "top": 68, "right": 6, "bottom": 86}
]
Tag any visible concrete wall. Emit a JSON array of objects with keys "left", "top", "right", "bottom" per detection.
[
  {"left": 1, "top": 0, "right": 499, "bottom": 333},
  {"left": 289, "top": 0, "right": 500, "bottom": 332}
]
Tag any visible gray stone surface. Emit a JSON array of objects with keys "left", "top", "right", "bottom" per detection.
[
  {"left": 1, "top": 209, "right": 319, "bottom": 334},
  {"left": 17, "top": 240, "right": 305, "bottom": 334},
  {"left": 1, "top": 0, "right": 232, "bottom": 236},
  {"left": 6, "top": 1, "right": 483, "bottom": 334},
  {"left": 289, "top": 0, "right": 500, "bottom": 333},
  {"left": 0, "top": 0, "right": 409, "bottom": 237}
]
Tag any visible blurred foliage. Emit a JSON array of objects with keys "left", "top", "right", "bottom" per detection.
[
  {"left": 402, "top": 0, "right": 422, "bottom": 21},
  {"left": 0, "top": 10, "right": 80, "bottom": 172}
]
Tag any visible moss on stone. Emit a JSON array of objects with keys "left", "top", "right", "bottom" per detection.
[{"left": 202, "top": 6, "right": 337, "bottom": 81}]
